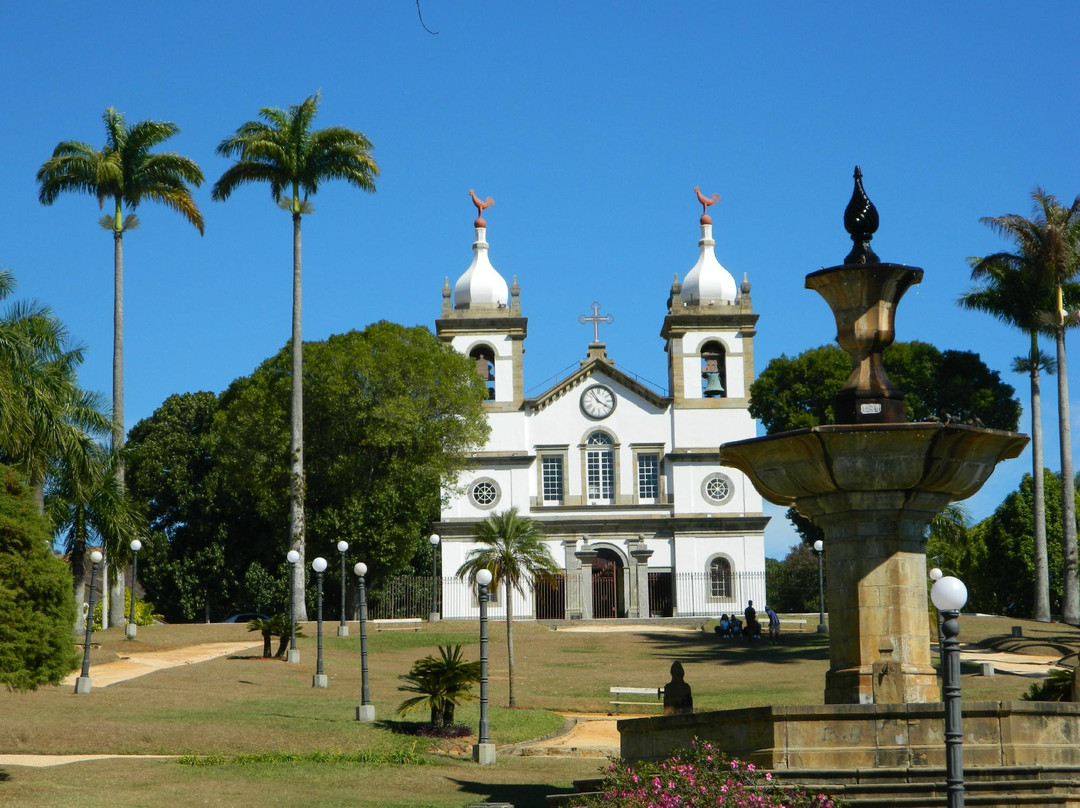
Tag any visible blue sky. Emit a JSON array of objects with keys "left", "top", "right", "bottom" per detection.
[{"left": 3, "top": 2, "right": 1078, "bottom": 558}]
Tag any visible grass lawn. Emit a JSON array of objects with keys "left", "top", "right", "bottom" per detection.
[{"left": 2, "top": 614, "right": 1078, "bottom": 807}]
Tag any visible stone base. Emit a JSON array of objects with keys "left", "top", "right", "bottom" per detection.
[
  {"left": 472, "top": 742, "right": 496, "bottom": 765},
  {"left": 74, "top": 676, "right": 92, "bottom": 694},
  {"left": 312, "top": 674, "right": 328, "bottom": 688},
  {"left": 125, "top": 623, "right": 137, "bottom": 640},
  {"left": 816, "top": 622, "right": 828, "bottom": 634},
  {"left": 355, "top": 704, "right": 375, "bottom": 722},
  {"left": 619, "top": 701, "right": 1080, "bottom": 769},
  {"left": 337, "top": 625, "right": 349, "bottom": 637},
  {"left": 825, "top": 664, "right": 939, "bottom": 705},
  {"left": 287, "top": 649, "right": 300, "bottom": 664},
  {"left": 429, "top": 612, "right": 441, "bottom": 623}
]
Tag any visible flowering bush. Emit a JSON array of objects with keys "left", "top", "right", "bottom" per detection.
[{"left": 576, "top": 739, "right": 843, "bottom": 808}]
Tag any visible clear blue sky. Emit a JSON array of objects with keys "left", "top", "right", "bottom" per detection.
[{"left": 3, "top": 2, "right": 1078, "bottom": 558}]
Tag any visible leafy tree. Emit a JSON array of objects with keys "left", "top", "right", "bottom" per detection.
[
  {"left": 968, "top": 190, "right": 1080, "bottom": 624},
  {"left": 766, "top": 544, "right": 820, "bottom": 613},
  {"left": 124, "top": 325, "right": 487, "bottom": 620},
  {"left": 397, "top": 645, "right": 480, "bottom": 728},
  {"left": 455, "top": 508, "right": 561, "bottom": 707},
  {"left": 0, "top": 466, "right": 78, "bottom": 690},
  {"left": 750, "top": 341, "right": 1020, "bottom": 434},
  {"left": 38, "top": 107, "right": 204, "bottom": 626},
  {"left": 963, "top": 471, "right": 1073, "bottom": 617},
  {"left": 212, "top": 93, "right": 378, "bottom": 622}
]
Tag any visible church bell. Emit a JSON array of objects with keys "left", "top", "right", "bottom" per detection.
[{"left": 703, "top": 372, "right": 725, "bottom": 398}]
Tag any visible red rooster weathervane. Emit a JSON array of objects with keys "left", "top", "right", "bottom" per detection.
[
  {"left": 470, "top": 189, "right": 495, "bottom": 227},
  {"left": 694, "top": 186, "right": 721, "bottom": 223}
]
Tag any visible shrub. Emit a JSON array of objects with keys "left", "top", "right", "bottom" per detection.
[
  {"left": 1022, "top": 666, "right": 1075, "bottom": 702},
  {"left": 576, "top": 739, "right": 844, "bottom": 808},
  {"left": 397, "top": 644, "right": 481, "bottom": 727},
  {"left": 0, "top": 467, "right": 78, "bottom": 690}
]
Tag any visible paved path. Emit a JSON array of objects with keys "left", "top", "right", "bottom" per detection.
[{"left": 61, "top": 641, "right": 261, "bottom": 688}]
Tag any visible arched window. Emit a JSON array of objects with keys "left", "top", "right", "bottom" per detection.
[
  {"left": 469, "top": 345, "right": 496, "bottom": 400},
  {"left": 709, "top": 557, "right": 732, "bottom": 598},
  {"left": 701, "top": 340, "right": 726, "bottom": 398},
  {"left": 585, "top": 431, "right": 615, "bottom": 503}
]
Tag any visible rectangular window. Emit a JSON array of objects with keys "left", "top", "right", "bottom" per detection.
[
  {"left": 541, "top": 456, "right": 564, "bottom": 503},
  {"left": 587, "top": 449, "right": 614, "bottom": 501},
  {"left": 637, "top": 454, "right": 659, "bottom": 500}
]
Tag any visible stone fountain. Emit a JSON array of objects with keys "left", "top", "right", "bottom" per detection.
[{"left": 619, "top": 172, "right": 1080, "bottom": 805}]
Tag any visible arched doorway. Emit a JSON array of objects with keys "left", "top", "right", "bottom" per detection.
[{"left": 592, "top": 548, "right": 623, "bottom": 618}]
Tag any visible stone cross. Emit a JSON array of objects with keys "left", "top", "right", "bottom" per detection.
[{"left": 578, "top": 301, "right": 614, "bottom": 343}]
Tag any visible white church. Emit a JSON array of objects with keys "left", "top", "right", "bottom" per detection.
[{"left": 433, "top": 191, "right": 768, "bottom": 620}]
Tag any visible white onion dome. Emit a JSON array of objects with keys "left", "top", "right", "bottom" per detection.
[
  {"left": 453, "top": 221, "right": 509, "bottom": 308},
  {"left": 681, "top": 217, "right": 737, "bottom": 304}
]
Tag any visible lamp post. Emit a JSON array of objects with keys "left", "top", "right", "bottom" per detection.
[
  {"left": 473, "top": 568, "right": 495, "bottom": 765},
  {"left": 931, "top": 574, "right": 968, "bottom": 808},
  {"left": 337, "top": 540, "right": 350, "bottom": 637},
  {"left": 312, "top": 556, "right": 328, "bottom": 688},
  {"left": 126, "top": 539, "right": 142, "bottom": 640},
  {"left": 286, "top": 550, "right": 300, "bottom": 663},
  {"left": 813, "top": 539, "right": 827, "bottom": 633},
  {"left": 75, "top": 550, "right": 104, "bottom": 694},
  {"left": 429, "top": 533, "right": 441, "bottom": 623},
  {"left": 354, "top": 562, "right": 374, "bottom": 722},
  {"left": 930, "top": 566, "right": 944, "bottom": 673}
]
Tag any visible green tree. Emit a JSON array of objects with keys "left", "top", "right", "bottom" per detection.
[
  {"left": 750, "top": 342, "right": 1020, "bottom": 435},
  {"left": 0, "top": 466, "right": 78, "bottom": 690},
  {"left": 212, "top": 93, "right": 379, "bottom": 622},
  {"left": 961, "top": 248, "right": 1058, "bottom": 622},
  {"left": 972, "top": 191, "right": 1080, "bottom": 624},
  {"left": 38, "top": 107, "right": 204, "bottom": 625},
  {"left": 124, "top": 326, "right": 487, "bottom": 620},
  {"left": 455, "top": 508, "right": 560, "bottom": 708},
  {"left": 46, "top": 443, "right": 143, "bottom": 633},
  {"left": 397, "top": 645, "right": 481, "bottom": 728}
]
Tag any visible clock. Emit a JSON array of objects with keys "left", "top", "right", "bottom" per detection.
[{"left": 580, "top": 385, "right": 616, "bottom": 419}]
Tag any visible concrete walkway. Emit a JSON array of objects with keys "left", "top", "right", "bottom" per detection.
[{"left": 60, "top": 641, "right": 261, "bottom": 688}]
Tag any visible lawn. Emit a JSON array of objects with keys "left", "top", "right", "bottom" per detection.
[{"left": 1, "top": 614, "right": 1077, "bottom": 807}]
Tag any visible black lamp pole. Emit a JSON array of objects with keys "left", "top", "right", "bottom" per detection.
[
  {"left": 312, "top": 557, "right": 328, "bottom": 688},
  {"left": 355, "top": 562, "right": 374, "bottom": 721},
  {"left": 814, "top": 539, "right": 827, "bottom": 633},
  {"left": 75, "top": 550, "right": 103, "bottom": 693},
  {"left": 941, "top": 609, "right": 964, "bottom": 808},
  {"left": 127, "top": 539, "right": 142, "bottom": 639},
  {"left": 337, "top": 540, "right": 349, "bottom": 636}
]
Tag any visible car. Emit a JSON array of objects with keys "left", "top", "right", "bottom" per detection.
[{"left": 222, "top": 612, "right": 270, "bottom": 624}]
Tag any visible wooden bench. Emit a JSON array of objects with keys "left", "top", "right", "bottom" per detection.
[
  {"left": 373, "top": 618, "right": 422, "bottom": 632},
  {"left": 610, "top": 686, "right": 664, "bottom": 715}
]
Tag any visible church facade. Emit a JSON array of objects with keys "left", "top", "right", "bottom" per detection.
[{"left": 433, "top": 193, "right": 768, "bottom": 620}]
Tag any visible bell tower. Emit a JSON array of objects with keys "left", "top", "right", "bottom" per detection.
[
  {"left": 435, "top": 191, "right": 527, "bottom": 410},
  {"left": 661, "top": 188, "right": 758, "bottom": 408}
]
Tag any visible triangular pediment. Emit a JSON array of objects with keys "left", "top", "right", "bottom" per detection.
[{"left": 526, "top": 357, "right": 670, "bottom": 413}]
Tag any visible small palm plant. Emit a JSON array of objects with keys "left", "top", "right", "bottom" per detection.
[
  {"left": 397, "top": 645, "right": 481, "bottom": 728},
  {"left": 246, "top": 614, "right": 302, "bottom": 658}
]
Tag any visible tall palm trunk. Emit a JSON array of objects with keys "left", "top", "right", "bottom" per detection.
[
  {"left": 289, "top": 209, "right": 307, "bottom": 621},
  {"left": 506, "top": 587, "right": 516, "bottom": 707},
  {"left": 1056, "top": 320, "right": 1078, "bottom": 624},
  {"left": 108, "top": 219, "right": 126, "bottom": 628},
  {"left": 1029, "top": 331, "right": 1050, "bottom": 622}
]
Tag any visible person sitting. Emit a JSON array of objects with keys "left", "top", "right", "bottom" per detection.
[
  {"left": 730, "top": 616, "right": 743, "bottom": 637},
  {"left": 717, "top": 614, "right": 731, "bottom": 637},
  {"left": 743, "top": 600, "right": 759, "bottom": 638}
]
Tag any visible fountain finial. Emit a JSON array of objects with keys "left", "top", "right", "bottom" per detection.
[{"left": 843, "top": 166, "right": 879, "bottom": 265}]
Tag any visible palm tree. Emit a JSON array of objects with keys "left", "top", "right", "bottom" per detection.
[
  {"left": 456, "top": 508, "right": 560, "bottom": 707},
  {"left": 968, "top": 189, "right": 1080, "bottom": 623},
  {"left": 212, "top": 93, "right": 378, "bottom": 622},
  {"left": 46, "top": 443, "right": 144, "bottom": 633},
  {"left": 397, "top": 645, "right": 481, "bottom": 728},
  {"left": 961, "top": 261, "right": 1056, "bottom": 621},
  {"left": 38, "top": 109, "right": 204, "bottom": 625}
]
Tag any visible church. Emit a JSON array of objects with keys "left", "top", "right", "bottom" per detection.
[{"left": 432, "top": 190, "right": 768, "bottom": 620}]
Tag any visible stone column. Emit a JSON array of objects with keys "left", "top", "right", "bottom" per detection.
[
  {"left": 630, "top": 543, "right": 654, "bottom": 618},
  {"left": 575, "top": 545, "right": 598, "bottom": 621},
  {"left": 801, "top": 489, "right": 949, "bottom": 705},
  {"left": 563, "top": 539, "right": 582, "bottom": 619}
]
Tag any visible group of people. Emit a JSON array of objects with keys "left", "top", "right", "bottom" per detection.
[{"left": 714, "top": 600, "right": 780, "bottom": 641}]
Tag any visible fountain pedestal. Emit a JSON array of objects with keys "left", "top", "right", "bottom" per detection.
[{"left": 721, "top": 423, "right": 1027, "bottom": 704}]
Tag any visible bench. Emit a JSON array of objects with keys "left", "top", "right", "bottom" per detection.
[
  {"left": 610, "top": 686, "right": 664, "bottom": 715},
  {"left": 373, "top": 618, "right": 422, "bottom": 632}
]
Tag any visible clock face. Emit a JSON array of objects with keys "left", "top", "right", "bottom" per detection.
[{"left": 581, "top": 385, "right": 616, "bottom": 419}]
